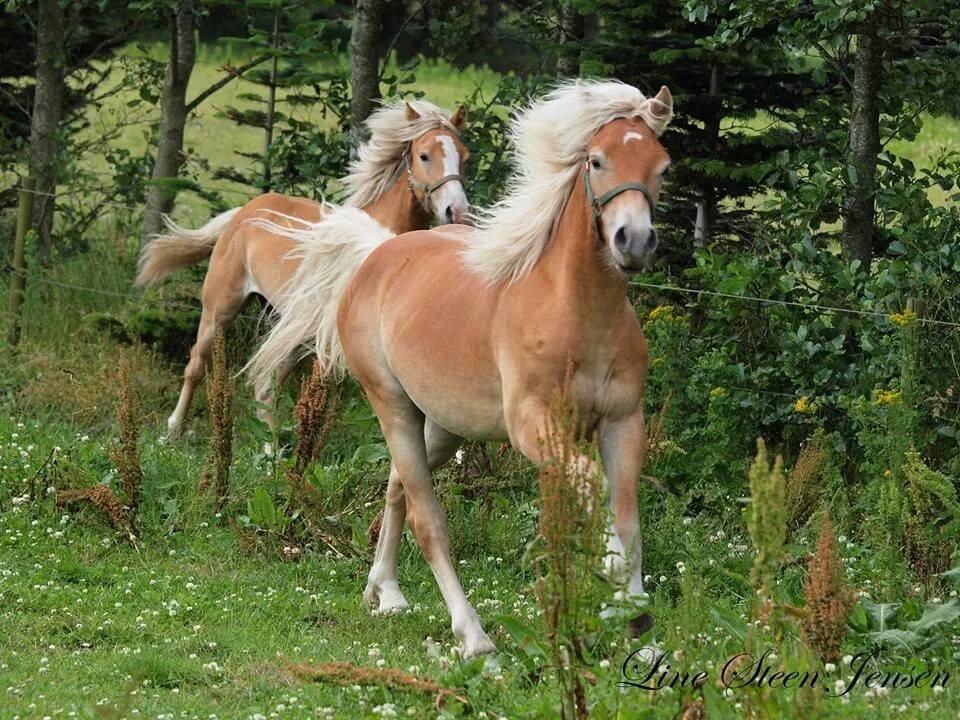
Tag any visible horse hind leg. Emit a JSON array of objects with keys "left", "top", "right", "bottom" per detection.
[
  {"left": 368, "top": 388, "right": 493, "bottom": 657},
  {"left": 166, "top": 285, "right": 247, "bottom": 441},
  {"left": 365, "top": 420, "right": 462, "bottom": 615}
]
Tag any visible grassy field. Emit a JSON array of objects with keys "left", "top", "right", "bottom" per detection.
[
  {"left": 5, "top": 409, "right": 958, "bottom": 719},
  {"left": 3, "top": 46, "right": 960, "bottom": 720}
]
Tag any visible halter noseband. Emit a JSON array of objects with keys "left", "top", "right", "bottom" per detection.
[
  {"left": 402, "top": 148, "right": 464, "bottom": 216},
  {"left": 583, "top": 160, "right": 656, "bottom": 242}
]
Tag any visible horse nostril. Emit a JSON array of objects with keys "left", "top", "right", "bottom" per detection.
[
  {"left": 445, "top": 206, "right": 454, "bottom": 222},
  {"left": 614, "top": 226, "right": 629, "bottom": 250}
]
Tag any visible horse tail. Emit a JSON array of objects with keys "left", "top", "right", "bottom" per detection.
[
  {"left": 135, "top": 207, "right": 242, "bottom": 286},
  {"left": 244, "top": 206, "right": 393, "bottom": 388}
]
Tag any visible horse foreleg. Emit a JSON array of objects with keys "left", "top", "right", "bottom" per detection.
[
  {"left": 598, "top": 409, "right": 652, "bottom": 636},
  {"left": 597, "top": 411, "right": 646, "bottom": 591},
  {"left": 365, "top": 420, "right": 462, "bottom": 614},
  {"left": 509, "top": 401, "right": 650, "bottom": 635}
]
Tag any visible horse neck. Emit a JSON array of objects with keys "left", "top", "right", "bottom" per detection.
[
  {"left": 527, "top": 169, "right": 628, "bottom": 318},
  {"left": 360, "top": 173, "right": 431, "bottom": 234}
]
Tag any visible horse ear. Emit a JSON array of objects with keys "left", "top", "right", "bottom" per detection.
[
  {"left": 648, "top": 85, "right": 674, "bottom": 135},
  {"left": 450, "top": 104, "right": 468, "bottom": 130},
  {"left": 405, "top": 102, "right": 422, "bottom": 121}
]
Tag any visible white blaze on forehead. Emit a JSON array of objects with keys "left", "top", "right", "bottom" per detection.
[
  {"left": 623, "top": 131, "right": 644, "bottom": 144},
  {"left": 437, "top": 134, "right": 460, "bottom": 176},
  {"left": 432, "top": 133, "right": 468, "bottom": 220}
]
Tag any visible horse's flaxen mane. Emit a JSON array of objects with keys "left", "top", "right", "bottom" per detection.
[
  {"left": 344, "top": 99, "right": 460, "bottom": 208},
  {"left": 461, "top": 80, "right": 673, "bottom": 284}
]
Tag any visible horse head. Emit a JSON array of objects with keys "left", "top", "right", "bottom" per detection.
[{"left": 583, "top": 85, "right": 673, "bottom": 273}]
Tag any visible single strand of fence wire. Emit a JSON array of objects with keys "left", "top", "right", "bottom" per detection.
[
  {"left": 14, "top": 183, "right": 253, "bottom": 214},
  {"left": 629, "top": 279, "right": 960, "bottom": 329},
  {"left": 7, "top": 268, "right": 198, "bottom": 313}
]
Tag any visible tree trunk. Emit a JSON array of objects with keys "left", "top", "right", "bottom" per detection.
[
  {"left": 349, "top": 0, "right": 385, "bottom": 145},
  {"left": 842, "top": 29, "right": 881, "bottom": 269},
  {"left": 262, "top": 10, "right": 280, "bottom": 192},
  {"left": 141, "top": 0, "right": 196, "bottom": 242},
  {"left": 695, "top": 63, "right": 724, "bottom": 247},
  {"left": 29, "top": 0, "right": 67, "bottom": 265},
  {"left": 556, "top": 2, "right": 584, "bottom": 76}
]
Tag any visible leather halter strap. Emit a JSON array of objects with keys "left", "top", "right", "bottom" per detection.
[
  {"left": 583, "top": 160, "right": 655, "bottom": 242},
  {"left": 402, "top": 149, "right": 464, "bottom": 216}
]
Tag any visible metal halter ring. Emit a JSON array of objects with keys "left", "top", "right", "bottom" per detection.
[
  {"left": 583, "top": 160, "right": 656, "bottom": 243},
  {"left": 402, "top": 149, "right": 464, "bottom": 216}
]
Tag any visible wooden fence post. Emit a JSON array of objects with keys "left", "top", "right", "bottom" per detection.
[{"left": 7, "top": 177, "right": 35, "bottom": 348}]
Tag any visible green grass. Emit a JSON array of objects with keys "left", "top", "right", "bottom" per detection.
[{"left": 2, "top": 406, "right": 959, "bottom": 718}]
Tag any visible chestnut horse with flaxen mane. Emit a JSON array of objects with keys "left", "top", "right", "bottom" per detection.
[
  {"left": 336, "top": 81, "right": 673, "bottom": 656},
  {"left": 136, "top": 100, "right": 470, "bottom": 438}
]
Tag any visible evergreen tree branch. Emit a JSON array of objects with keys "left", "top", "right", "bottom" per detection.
[{"left": 186, "top": 55, "right": 271, "bottom": 114}]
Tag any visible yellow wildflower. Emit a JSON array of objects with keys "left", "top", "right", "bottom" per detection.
[
  {"left": 793, "top": 396, "right": 814, "bottom": 414},
  {"left": 883, "top": 469, "right": 892, "bottom": 477},
  {"left": 889, "top": 309, "right": 918, "bottom": 327},
  {"left": 873, "top": 389, "right": 902, "bottom": 406},
  {"left": 709, "top": 386, "right": 727, "bottom": 399},
  {"left": 648, "top": 305, "right": 674, "bottom": 321}
]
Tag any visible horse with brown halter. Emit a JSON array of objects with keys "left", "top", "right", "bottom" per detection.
[
  {"left": 135, "top": 100, "right": 469, "bottom": 439},
  {"left": 336, "top": 80, "right": 672, "bottom": 657}
]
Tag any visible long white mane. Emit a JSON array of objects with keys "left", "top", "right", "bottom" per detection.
[
  {"left": 244, "top": 206, "right": 393, "bottom": 387},
  {"left": 244, "top": 99, "right": 458, "bottom": 387},
  {"left": 461, "top": 80, "right": 672, "bottom": 284},
  {"left": 343, "top": 99, "right": 461, "bottom": 207}
]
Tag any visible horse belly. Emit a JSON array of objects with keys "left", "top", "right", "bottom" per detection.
[
  {"left": 380, "top": 278, "right": 507, "bottom": 440},
  {"left": 383, "top": 328, "right": 506, "bottom": 440},
  {"left": 402, "top": 368, "right": 507, "bottom": 441}
]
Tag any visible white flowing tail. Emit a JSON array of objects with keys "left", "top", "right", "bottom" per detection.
[
  {"left": 246, "top": 205, "right": 394, "bottom": 387},
  {"left": 136, "top": 208, "right": 241, "bottom": 286}
]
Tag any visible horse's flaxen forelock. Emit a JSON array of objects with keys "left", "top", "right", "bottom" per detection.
[
  {"left": 343, "top": 99, "right": 461, "bottom": 208},
  {"left": 461, "top": 80, "right": 673, "bottom": 284}
]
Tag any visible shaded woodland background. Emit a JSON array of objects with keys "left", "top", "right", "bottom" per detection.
[{"left": 3, "top": 0, "right": 960, "bottom": 560}]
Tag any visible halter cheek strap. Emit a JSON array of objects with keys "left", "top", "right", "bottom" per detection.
[
  {"left": 402, "top": 149, "right": 464, "bottom": 216},
  {"left": 583, "top": 160, "right": 656, "bottom": 243}
]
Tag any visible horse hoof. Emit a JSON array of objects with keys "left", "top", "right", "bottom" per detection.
[
  {"left": 364, "top": 580, "right": 409, "bottom": 614},
  {"left": 628, "top": 612, "right": 654, "bottom": 638},
  {"left": 461, "top": 633, "right": 497, "bottom": 659}
]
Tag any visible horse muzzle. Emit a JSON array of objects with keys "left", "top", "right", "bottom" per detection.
[{"left": 612, "top": 224, "right": 658, "bottom": 272}]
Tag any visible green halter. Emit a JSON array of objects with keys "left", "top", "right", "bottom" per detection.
[
  {"left": 402, "top": 150, "right": 465, "bottom": 216},
  {"left": 583, "top": 160, "right": 656, "bottom": 242}
]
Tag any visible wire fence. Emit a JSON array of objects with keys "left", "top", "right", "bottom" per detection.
[
  {"left": 4, "top": 178, "right": 960, "bottom": 411},
  {"left": 627, "top": 280, "right": 960, "bottom": 330},
  {"left": 14, "top": 179, "right": 255, "bottom": 216}
]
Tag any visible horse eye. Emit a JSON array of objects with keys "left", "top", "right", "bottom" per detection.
[
  {"left": 419, "top": 153, "right": 430, "bottom": 162},
  {"left": 590, "top": 158, "right": 602, "bottom": 170}
]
